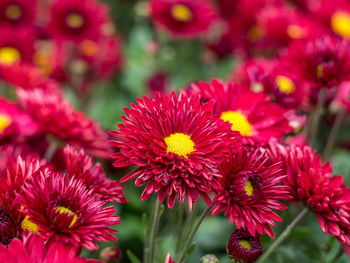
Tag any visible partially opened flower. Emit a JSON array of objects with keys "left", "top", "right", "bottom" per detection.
[
  {"left": 150, "top": 0, "right": 218, "bottom": 38},
  {"left": 0, "top": 26, "right": 35, "bottom": 65},
  {"left": 282, "top": 36, "right": 350, "bottom": 89},
  {"left": 212, "top": 148, "right": 289, "bottom": 238},
  {"left": 227, "top": 229, "right": 263, "bottom": 263},
  {"left": 48, "top": 0, "right": 107, "bottom": 42},
  {"left": 16, "top": 88, "right": 111, "bottom": 158},
  {"left": 19, "top": 171, "right": 119, "bottom": 250},
  {"left": 283, "top": 146, "right": 350, "bottom": 244},
  {"left": 0, "top": 234, "right": 102, "bottom": 263},
  {"left": 63, "top": 145, "right": 126, "bottom": 203},
  {"left": 189, "top": 79, "right": 292, "bottom": 146},
  {"left": 110, "top": 92, "right": 239, "bottom": 210}
]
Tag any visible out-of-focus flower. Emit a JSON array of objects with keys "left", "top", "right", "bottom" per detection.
[
  {"left": 0, "top": 63, "right": 62, "bottom": 95},
  {"left": 282, "top": 36, "right": 350, "bottom": 89},
  {"left": 212, "top": 148, "right": 289, "bottom": 238},
  {"left": 16, "top": 88, "right": 111, "bottom": 158},
  {"left": 0, "top": 234, "right": 102, "bottom": 263},
  {"left": 0, "top": 97, "right": 40, "bottom": 145},
  {"left": 334, "top": 81, "right": 350, "bottom": 112},
  {"left": 100, "top": 246, "right": 122, "bottom": 263},
  {"left": 0, "top": 26, "right": 34, "bottom": 65},
  {"left": 189, "top": 79, "right": 292, "bottom": 146},
  {"left": 227, "top": 229, "right": 263, "bottom": 263},
  {"left": 63, "top": 145, "right": 126, "bottom": 203},
  {"left": 48, "top": 0, "right": 107, "bottom": 42},
  {"left": 19, "top": 171, "right": 119, "bottom": 250},
  {"left": 110, "top": 92, "right": 240, "bottom": 210},
  {"left": 147, "top": 71, "right": 168, "bottom": 96},
  {"left": 150, "top": 0, "right": 218, "bottom": 38},
  {"left": 164, "top": 253, "right": 177, "bottom": 263},
  {"left": 0, "top": 0, "right": 36, "bottom": 27},
  {"left": 200, "top": 254, "right": 220, "bottom": 263}
]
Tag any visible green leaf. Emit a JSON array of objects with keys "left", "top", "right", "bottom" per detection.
[
  {"left": 127, "top": 250, "right": 142, "bottom": 263},
  {"left": 184, "top": 242, "right": 197, "bottom": 259}
]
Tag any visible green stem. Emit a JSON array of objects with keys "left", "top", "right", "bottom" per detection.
[
  {"left": 44, "top": 140, "right": 59, "bottom": 161},
  {"left": 309, "top": 89, "right": 327, "bottom": 147},
  {"left": 145, "top": 201, "right": 163, "bottom": 263},
  {"left": 177, "top": 206, "right": 211, "bottom": 263},
  {"left": 175, "top": 204, "right": 185, "bottom": 251},
  {"left": 323, "top": 109, "right": 346, "bottom": 161},
  {"left": 258, "top": 207, "right": 309, "bottom": 263}
]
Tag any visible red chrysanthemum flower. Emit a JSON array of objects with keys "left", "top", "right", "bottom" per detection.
[
  {"left": 282, "top": 146, "right": 350, "bottom": 244},
  {"left": 212, "top": 148, "right": 289, "bottom": 238},
  {"left": 16, "top": 88, "right": 111, "bottom": 158},
  {"left": 150, "top": 0, "right": 218, "bottom": 38},
  {"left": 48, "top": 0, "right": 107, "bottom": 42},
  {"left": 164, "top": 253, "right": 177, "bottom": 263},
  {"left": 0, "top": 0, "right": 36, "bottom": 27},
  {"left": 0, "top": 155, "right": 46, "bottom": 245},
  {"left": 0, "top": 97, "right": 40, "bottom": 145},
  {"left": 63, "top": 145, "right": 127, "bottom": 203},
  {"left": 0, "top": 63, "right": 62, "bottom": 96},
  {"left": 189, "top": 79, "right": 293, "bottom": 146},
  {"left": 18, "top": 171, "right": 119, "bottom": 250},
  {"left": 0, "top": 234, "right": 102, "bottom": 263},
  {"left": 0, "top": 26, "right": 35, "bottom": 65},
  {"left": 227, "top": 229, "right": 263, "bottom": 263},
  {"left": 282, "top": 36, "right": 350, "bottom": 89},
  {"left": 232, "top": 59, "right": 309, "bottom": 109},
  {"left": 110, "top": 92, "right": 240, "bottom": 210}
]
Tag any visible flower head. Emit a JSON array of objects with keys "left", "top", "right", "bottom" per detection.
[
  {"left": 63, "top": 145, "right": 126, "bottom": 203},
  {"left": 0, "top": 234, "right": 102, "bottom": 263},
  {"left": 227, "top": 229, "right": 263, "bottom": 263},
  {"left": 212, "top": 148, "right": 290, "bottom": 238},
  {"left": 16, "top": 88, "right": 111, "bottom": 158},
  {"left": 282, "top": 36, "right": 350, "bottom": 89},
  {"left": 150, "top": 0, "right": 217, "bottom": 38},
  {"left": 110, "top": 92, "right": 239, "bottom": 210},
  {"left": 18, "top": 171, "right": 119, "bottom": 250},
  {"left": 189, "top": 79, "right": 292, "bottom": 146},
  {"left": 0, "top": 0, "right": 36, "bottom": 27},
  {"left": 48, "top": 0, "right": 107, "bottom": 42}
]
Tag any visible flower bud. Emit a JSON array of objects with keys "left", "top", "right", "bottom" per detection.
[
  {"left": 200, "top": 254, "right": 220, "bottom": 263},
  {"left": 100, "top": 246, "right": 122, "bottom": 263},
  {"left": 227, "top": 229, "right": 263, "bottom": 263}
]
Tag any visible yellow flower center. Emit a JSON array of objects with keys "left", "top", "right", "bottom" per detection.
[
  {"left": 287, "top": 25, "right": 306, "bottom": 39},
  {"left": 66, "top": 13, "right": 84, "bottom": 28},
  {"left": 331, "top": 11, "right": 350, "bottom": 38},
  {"left": 6, "top": 5, "right": 21, "bottom": 20},
  {"left": 164, "top": 133, "right": 195, "bottom": 158},
  {"left": 80, "top": 40, "right": 98, "bottom": 57},
  {"left": 251, "top": 82, "right": 263, "bottom": 93},
  {"left": 171, "top": 4, "right": 193, "bottom": 22},
  {"left": 0, "top": 114, "right": 11, "bottom": 133},
  {"left": 275, "top": 75, "right": 295, "bottom": 95},
  {"left": 21, "top": 216, "right": 39, "bottom": 233},
  {"left": 221, "top": 110, "right": 253, "bottom": 136},
  {"left": 55, "top": 206, "right": 78, "bottom": 228},
  {"left": 239, "top": 240, "right": 252, "bottom": 250},
  {"left": 317, "top": 64, "right": 324, "bottom": 79},
  {"left": 244, "top": 179, "right": 254, "bottom": 196},
  {"left": 0, "top": 47, "right": 21, "bottom": 65}
]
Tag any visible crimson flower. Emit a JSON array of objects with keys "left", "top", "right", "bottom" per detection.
[
  {"left": 16, "top": 88, "right": 111, "bottom": 158},
  {"left": 0, "top": 0, "right": 36, "bottom": 27},
  {"left": 227, "top": 229, "right": 263, "bottom": 263},
  {"left": 0, "top": 234, "right": 102, "bottom": 263},
  {"left": 110, "top": 92, "right": 240, "bottom": 210},
  {"left": 63, "top": 145, "right": 127, "bottom": 203},
  {"left": 48, "top": 0, "right": 107, "bottom": 42},
  {"left": 212, "top": 148, "right": 290, "bottom": 238},
  {"left": 18, "top": 171, "right": 120, "bottom": 250},
  {"left": 150, "top": 0, "right": 217, "bottom": 38}
]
